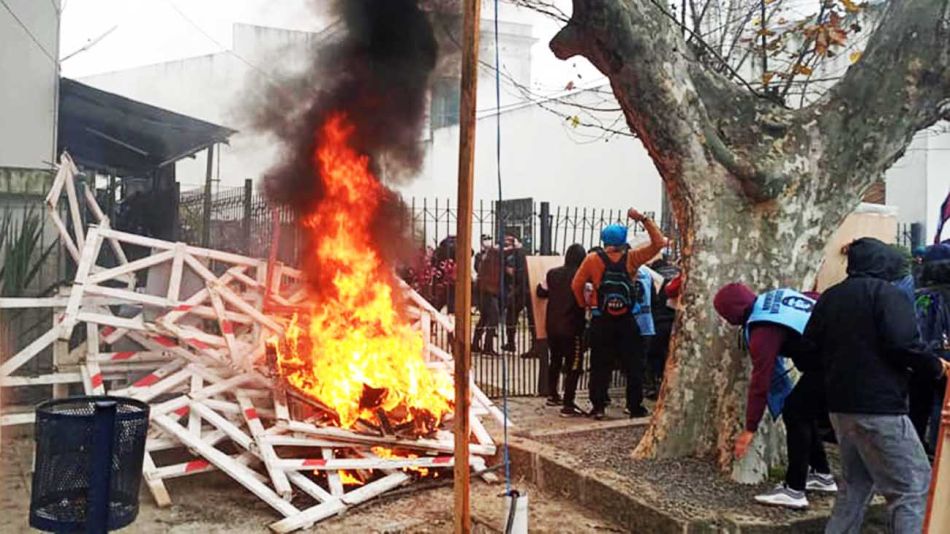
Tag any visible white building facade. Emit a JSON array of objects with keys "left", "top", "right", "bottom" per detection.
[{"left": 0, "top": 0, "right": 60, "bottom": 170}]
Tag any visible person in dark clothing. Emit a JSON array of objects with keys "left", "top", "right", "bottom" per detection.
[
  {"left": 536, "top": 244, "right": 588, "bottom": 416},
  {"left": 502, "top": 235, "right": 536, "bottom": 356},
  {"left": 714, "top": 283, "right": 834, "bottom": 510},
  {"left": 473, "top": 235, "right": 502, "bottom": 356},
  {"left": 645, "top": 257, "right": 679, "bottom": 399},
  {"left": 911, "top": 243, "right": 950, "bottom": 454},
  {"left": 572, "top": 209, "right": 666, "bottom": 420},
  {"left": 800, "top": 237, "right": 950, "bottom": 533}
]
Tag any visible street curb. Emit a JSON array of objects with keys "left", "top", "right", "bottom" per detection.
[{"left": 502, "top": 434, "right": 885, "bottom": 533}]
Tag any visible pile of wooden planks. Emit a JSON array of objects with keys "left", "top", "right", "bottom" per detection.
[{"left": 0, "top": 154, "right": 504, "bottom": 532}]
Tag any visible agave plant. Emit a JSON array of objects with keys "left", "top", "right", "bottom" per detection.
[{"left": 0, "top": 207, "right": 58, "bottom": 297}]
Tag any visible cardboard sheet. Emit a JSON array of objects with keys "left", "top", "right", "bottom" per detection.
[{"left": 525, "top": 256, "right": 565, "bottom": 340}]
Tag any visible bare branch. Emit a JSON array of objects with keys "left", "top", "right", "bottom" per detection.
[{"left": 813, "top": 1, "right": 950, "bottom": 188}]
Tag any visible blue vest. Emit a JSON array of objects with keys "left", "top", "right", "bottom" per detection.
[
  {"left": 743, "top": 288, "right": 816, "bottom": 419},
  {"left": 634, "top": 268, "right": 655, "bottom": 336}
]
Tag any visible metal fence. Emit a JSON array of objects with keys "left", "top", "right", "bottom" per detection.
[{"left": 174, "top": 185, "right": 679, "bottom": 398}]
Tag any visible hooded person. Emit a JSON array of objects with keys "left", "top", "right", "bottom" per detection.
[
  {"left": 536, "top": 243, "right": 588, "bottom": 416},
  {"left": 713, "top": 283, "right": 834, "bottom": 510},
  {"left": 911, "top": 243, "right": 950, "bottom": 454},
  {"left": 571, "top": 209, "right": 666, "bottom": 420},
  {"left": 800, "top": 237, "right": 950, "bottom": 533}
]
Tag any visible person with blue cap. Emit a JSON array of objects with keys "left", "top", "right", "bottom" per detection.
[{"left": 571, "top": 208, "right": 666, "bottom": 419}]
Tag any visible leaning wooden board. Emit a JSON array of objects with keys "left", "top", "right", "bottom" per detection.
[
  {"left": 525, "top": 256, "right": 565, "bottom": 340},
  {"left": 925, "top": 379, "right": 950, "bottom": 533}
]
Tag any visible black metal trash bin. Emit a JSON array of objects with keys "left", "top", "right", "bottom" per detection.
[{"left": 29, "top": 396, "right": 150, "bottom": 533}]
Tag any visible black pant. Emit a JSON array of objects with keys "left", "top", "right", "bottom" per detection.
[
  {"left": 782, "top": 372, "right": 831, "bottom": 491},
  {"left": 548, "top": 334, "right": 584, "bottom": 406},
  {"left": 589, "top": 316, "right": 644, "bottom": 411},
  {"left": 504, "top": 296, "right": 535, "bottom": 349},
  {"left": 647, "top": 321, "right": 672, "bottom": 382},
  {"left": 908, "top": 370, "right": 938, "bottom": 451},
  {"left": 473, "top": 292, "right": 499, "bottom": 350}
]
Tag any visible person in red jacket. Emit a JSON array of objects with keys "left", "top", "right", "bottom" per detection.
[{"left": 714, "top": 283, "right": 836, "bottom": 509}]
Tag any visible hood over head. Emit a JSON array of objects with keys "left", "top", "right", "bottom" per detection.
[
  {"left": 846, "top": 237, "right": 908, "bottom": 281},
  {"left": 713, "top": 283, "right": 756, "bottom": 326},
  {"left": 564, "top": 243, "right": 586, "bottom": 269}
]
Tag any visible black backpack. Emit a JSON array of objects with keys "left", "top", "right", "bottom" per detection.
[{"left": 595, "top": 249, "right": 641, "bottom": 317}]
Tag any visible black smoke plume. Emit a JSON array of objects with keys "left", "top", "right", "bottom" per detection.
[{"left": 252, "top": 0, "right": 439, "bottom": 265}]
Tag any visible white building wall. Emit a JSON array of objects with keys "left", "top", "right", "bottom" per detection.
[
  {"left": 925, "top": 129, "right": 950, "bottom": 241},
  {"left": 0, "top": 0, "right": 59, "bottom": 169},
  {"left": 80, "top": 24, "right": 330, "bottom": 189},
  {"left": 396, "top": 88, "right": 662, "bottom": 222}
]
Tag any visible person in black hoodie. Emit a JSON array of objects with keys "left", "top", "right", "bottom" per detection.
[
  {"left": 536, "top": 244, "right": 588, "bottom": 416},
  {"left": 800, "top": 237, "right": 950, "bottom": 533}
]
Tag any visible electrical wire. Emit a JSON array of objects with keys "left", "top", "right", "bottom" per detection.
[
  {"left": 494, "top": 0, "right": 512, "bottom": 497},
  {"left": 1, "top": 0, "right": 58, "bottom": 63}
]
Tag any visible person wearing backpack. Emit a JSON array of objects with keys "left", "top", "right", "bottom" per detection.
[{"left": 571, "top": 209, "right": 666, "bottom": 420}]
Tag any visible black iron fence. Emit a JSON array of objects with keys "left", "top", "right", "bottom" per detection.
[{"left": 175, "top": 184, "right": 679, "bottom": 398}]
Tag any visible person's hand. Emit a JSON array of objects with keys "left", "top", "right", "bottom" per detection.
[
  {"left": 627, "top": 208, "right": 646, "bottom": 222},
  {"left": 734, "top": 430, "right": 755, "bottom": 459}
]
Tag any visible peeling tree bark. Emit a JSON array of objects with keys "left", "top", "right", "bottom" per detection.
[{"left": 550, "top": 0, "right": 950, "bottom": 479}]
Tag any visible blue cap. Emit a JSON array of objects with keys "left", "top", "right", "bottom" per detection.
[{"left": 600, "top": 224, "right": 628, "bottom": 247}]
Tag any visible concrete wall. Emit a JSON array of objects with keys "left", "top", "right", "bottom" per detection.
[{"left": 0, "top": 0, "right": 59, "bottom": 169}]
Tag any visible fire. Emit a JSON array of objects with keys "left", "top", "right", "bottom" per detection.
[
  {"left": 338, "top": 471, "right": 365, "bottom": 487},
  {"left": 270, "top": 113, "right": 454, "bottom": 434},
  {"left": 371, "top": 446, "right": 429, "bottom": 477}
]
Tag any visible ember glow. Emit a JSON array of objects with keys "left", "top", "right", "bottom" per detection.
[{"left": 270, "top": 113, "right": 453, "bottom": 434}]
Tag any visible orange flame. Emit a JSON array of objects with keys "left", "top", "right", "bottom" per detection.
[
  {"left": 270, "top": 113, "right": 453, "bottom": 434},
  {"left": 338, "top": 470, "right": 365, "bottom": 486}
]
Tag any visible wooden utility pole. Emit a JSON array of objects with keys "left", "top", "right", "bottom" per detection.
[
  {"left": 925, "top": 379, "right": 950, "bottom": 533},
  {"left": 453, "top": 0, "right": 480, "bottom": 532}
]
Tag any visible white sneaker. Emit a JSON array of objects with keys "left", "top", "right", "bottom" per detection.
[
  {"left": 754, "top": 484, "right": 809, "bottom": 509},
  {"left": 806, "top": 471, "right": 838, "bottom": 493}
]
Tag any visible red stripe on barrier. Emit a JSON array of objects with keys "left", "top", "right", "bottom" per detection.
[
  {"left": 101, "top": 326, "right": 116, "bottom": 337},
  {"left": 111, "top": 351, "right": 135, "bottom": 361},
  {"left": 302, "top": 459, "right": 326, "bottom": 467},
  {"left": 174, "top": 304, "right": 193, "bottom": 312},
  {"left": 133, "top": 374, "right": 159, "bottom": 388},
  {"left": 244, "top": 408, "right": 258, "bottom": 421},
  {"left": 90, "top": 373, "right": 103, "bottom": 389},
  {"left": 184, "top": 460, "right": 210, "bottom": 473},
  {"left": 432, "top": 456, "right": 452, "bottom": 465},
  {"left": 188, "top": 339, "right": 210, "bottom": 350},
  {"left": 221, "top": 320, "right": 234, "bottom": 335},
  {"left": 173, "top": 406, "right": 189, "bottom": 418},
  {"left": 154, "top": 336, "right": 176, "bottom": 348}
]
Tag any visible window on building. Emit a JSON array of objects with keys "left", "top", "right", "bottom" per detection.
[{"left": 430, "top": 78, "right": 460, "bottom": 130}]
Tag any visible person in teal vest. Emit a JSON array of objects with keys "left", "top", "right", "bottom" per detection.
[{"left": 714, "top": 283, "right": 836, "bottom": 509}]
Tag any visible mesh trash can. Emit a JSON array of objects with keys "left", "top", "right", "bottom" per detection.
[{"left": 29, "top": 396, "right": 150, "bottom": 533}]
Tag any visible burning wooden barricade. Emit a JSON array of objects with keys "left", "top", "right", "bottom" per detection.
[{"left": 0, "top": 154, "right": 503, "bottom": 532}]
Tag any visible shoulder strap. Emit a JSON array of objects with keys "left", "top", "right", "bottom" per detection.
[{"left": 595, "top": 248, "right": 627, "bottom": 270}]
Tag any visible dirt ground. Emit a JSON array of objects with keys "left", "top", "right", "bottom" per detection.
[
  {"left": 0, "top": 432, "right": 622, "bottom": 533},
  {"left": 533, "top": 425, "right": 885, "bottom": 531}
]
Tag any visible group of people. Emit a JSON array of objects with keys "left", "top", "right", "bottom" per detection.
[
  {"left": 534, "top": 208, "right": 680, "bottom": 419},
  {"left": 714, "top": 237, "right": 950, "bottom": 533}
]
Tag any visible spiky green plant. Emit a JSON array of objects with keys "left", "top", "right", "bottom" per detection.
[{"left": 0, "top": 208, "right": 58, "bottom": 297}]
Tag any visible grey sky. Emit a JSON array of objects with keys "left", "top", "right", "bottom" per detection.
[{"left": 59, "top": 0, "right": 598, "bottom": 91}]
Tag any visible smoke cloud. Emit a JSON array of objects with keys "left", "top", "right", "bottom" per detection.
[{"left": 251, "top": 0, "right": 440, "bottom": 265}]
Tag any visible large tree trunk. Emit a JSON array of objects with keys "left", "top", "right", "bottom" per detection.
[{"left": 550, "top": 0, "right": 950, "bottom": 480}]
